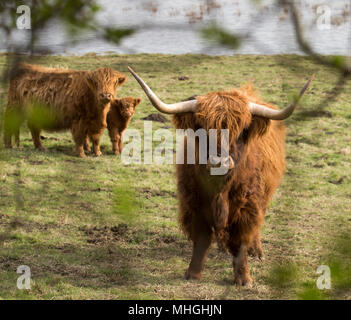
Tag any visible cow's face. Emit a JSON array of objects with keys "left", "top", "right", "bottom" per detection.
[
  {"left": 173, "top": 89, "right": 270, "bottom": 172},
  {"left": 113, "top": 97, "right": 141, "bottom": 119},
  {"left": 85, "top": 68, "right": 126, "bottom": 106}
]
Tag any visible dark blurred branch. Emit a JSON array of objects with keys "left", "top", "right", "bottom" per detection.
[
  {"left": 276, "top": 0, "right": 351, "bottom": 114},
  {"left": 280, "top": 0, "right": 351, "bottom": 76}
]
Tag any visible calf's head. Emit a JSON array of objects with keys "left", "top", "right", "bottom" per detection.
[
  {"left": 85, "top": 67, "right": 126, "bottom": 106},
  {"left": 111, "top": 96, "right": 141, "bottom": 120}
]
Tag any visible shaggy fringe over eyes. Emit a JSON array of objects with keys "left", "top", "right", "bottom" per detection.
[
  {"left": 196, "top": 90, "right": 252, "bottom": 145},
  {"left": 111, "top": 97, "right": 141, "bottom": 112},
  {"left": 172, "top": 83, "right": 275, "bottom": 144},
  {"left": 87, "top": 67, "right": 126, "bottom": 90}
]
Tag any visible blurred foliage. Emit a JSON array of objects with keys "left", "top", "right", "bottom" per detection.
[
  {"left": 331, "top": 56, "right": 348, "bottom": 71},
  {"left": 268, "top": 232, "right": 351, "bottom": 299},
  {"left": 26, "top": 103, "right": 57, "bottom": 129},
  {"left": 327, "top": 234, "right": 351, "bottom": 292},
  {"left": 266, "top": 261, "right": 300, "bottom": 289},
  {"left": 104, "top": 27, "right": 135, "bottom": 45},
  {"left": 297, "top": 283, "right": 327, "bottom": 300},
  {"left": 3, "top": 108, "right": 22, "bottom": 134},
  {"left": 113, "top": 183, "right": 141, "bottom": 224},
  {"left": 202, "top": 23, "right": 240, "bottom": 49}
]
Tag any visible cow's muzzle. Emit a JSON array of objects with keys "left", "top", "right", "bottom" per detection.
[
  {"left": 206, "top": 155, "right": 235, "bottom": 170},
  {"left": 99, "top": 93, "right": 113, "bottom": 103}
]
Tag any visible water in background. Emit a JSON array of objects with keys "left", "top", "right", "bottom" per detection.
[{"left": 1, "top": 0, "right": 351, "bottom": 55}]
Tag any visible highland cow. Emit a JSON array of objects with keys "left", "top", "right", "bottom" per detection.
[
  {"left": 3, "top": 63, "right": 126, "bottom": 157},
  {"left": 128, "top": 66, "right": 313, "bottom": 285},
  {"left": 84, "top": 96, "right": 141, "bottom": 155}
]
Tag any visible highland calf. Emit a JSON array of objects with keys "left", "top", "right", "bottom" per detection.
[
  {"left": 84, "top": 96, "right": 141, "bottom": 155},
  {"left": 128, "top": 66, "right": 313, "bottom": 285},
  {"left": 3, "top": 63, "right": 126, "bottom": 157},
  {"left": 107, "top": 96, "right": 141, "bottom": 155}
]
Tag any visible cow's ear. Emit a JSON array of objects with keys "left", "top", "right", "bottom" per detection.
[
  {"left": 117, "top": 75, "right": 126, "bottom": 86},
  {"left": 247, "top": 116, "right": 270, "bottom": 140},
  {"left": 133, "top": 98, "right": 142, "bottom": 107}
]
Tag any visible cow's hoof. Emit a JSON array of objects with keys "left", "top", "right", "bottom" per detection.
[
  {"left": 184, "top": 269, "right": 201, "bottom": 280},
  {"left": 234, "top": 274, "right": 253, "bottom": 287},
  {"left": 77, "top": 153, "right": 86, "bottom": 158},
  {"left": 36, "top": 146, "right": 46, "bottom": 151},
  {"left": 248, "top": 246, "right": 264, "bottom": 261},
  {"left": 94, "top": 151, "right": 102, "bottom": 157}
]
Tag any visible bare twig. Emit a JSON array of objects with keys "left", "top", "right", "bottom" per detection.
[{"left": 280, "top": 0, "right": 351, "bottom": 75}]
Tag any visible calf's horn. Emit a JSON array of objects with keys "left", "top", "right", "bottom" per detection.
[
  {"left": 249, "top": 75, "right": 314, "bottom": 120},
  {"left": 128, "top": 66, "right": 197, "bottom": 114}
]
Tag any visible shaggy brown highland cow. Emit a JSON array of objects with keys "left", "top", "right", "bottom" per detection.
[
  {"left": 128, "top": 66, "right": 313, "bottom": 286},
  {"left": 3, "top": 63, "right": 126, "bottom": 157},
  {"left": 84, "top": 96, "right": 141, "bottom": 155}
]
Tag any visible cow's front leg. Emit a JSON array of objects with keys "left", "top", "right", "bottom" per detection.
[
  {"left": 71, "top": 123, "right": 86, "bottom": 158},
  {"left": 118, "top": 134, "right": 123, "bottom": 154},
  {"left": 185, "top": 220, "right": 212, "bottom": 280},
  {"left": 84, "top": 136, "right": 91, "bottom": 153},
  {"left": 248, "top": 232, "right": 264, "bottom": 260},
  {"left": 3, "top": 107, "right": 22, "bottom": 149},
  {"left": 14, "top": 128, "right": 20, "bottom": 148},
  {"left": 91, "top": 133, "right": 102, "bottom": 157},
  {"left": 232, "top": 242, "right": 252, "bottom": 286},
  {"left": 108, "top": 128, "right": 120, "bottom": 155},
  {"left": 3, "top": 131, "right": 12, "bottom": 149},
  {"left": 28, "top": 124, "right": 45, "bottom": 151}
]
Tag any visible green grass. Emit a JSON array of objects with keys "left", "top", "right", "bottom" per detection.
[{"left": 0, "top": 53, "right": 350, "bottom": 299}]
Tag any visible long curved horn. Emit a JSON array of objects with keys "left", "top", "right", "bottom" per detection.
[
  {"left": 128, "top": 66, "right": 197, "bottom": 114},
  {"left": 249, "top": 75, "right": 314, "bottom": 120}
]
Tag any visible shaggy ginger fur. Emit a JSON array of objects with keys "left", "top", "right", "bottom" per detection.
[
  {"left": 84, "top": 96, "right": 141, "bottom": 155},
  {"left": 3, "top": 63, "right": 126, "bottom": 157},
  {"left": 173, "top": 83, "right": 286, "bottom": 285}
]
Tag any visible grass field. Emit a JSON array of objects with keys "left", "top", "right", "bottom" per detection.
[{"left": 0, "top": 53, "right": 350, "bottom": 300}]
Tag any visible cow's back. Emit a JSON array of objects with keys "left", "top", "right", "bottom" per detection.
[{"left": 8, "top": 64, "right": 90, "bottom": 130}]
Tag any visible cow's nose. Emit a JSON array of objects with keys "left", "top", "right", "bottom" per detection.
[{"left": 100, "top": 93, "right": 113, "bottom": 101}]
